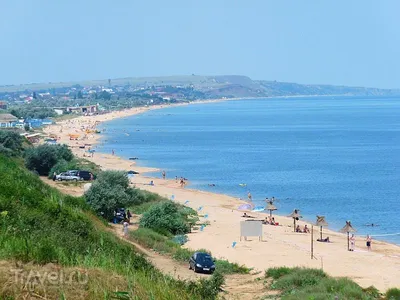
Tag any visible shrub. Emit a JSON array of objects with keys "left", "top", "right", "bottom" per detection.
[
  {"left": 188, "top": 271, "right": 225, "bottom": 300},
  {"left": 0, "top": 130, "right": 25, "bottom": 156},
  {"left": 266, "top": 266, "right": 296, "bottom": 279},
  {"left": 24, "top": 144, "right": 73, "bottom": 175},
  {"left": 139, "top": 201, "right": 195, "bottom": 235},
  {"left": 215, "top": 259, "right": 249, "bottom": 274},
  {"left": 386, "top": 288, "right": 400, "bottom": 300}
]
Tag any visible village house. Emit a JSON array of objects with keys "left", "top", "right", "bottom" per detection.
[{"left": 0, "top": 113, "right": 18, "bottom": 128}]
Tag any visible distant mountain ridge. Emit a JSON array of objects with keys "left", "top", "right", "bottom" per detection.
[{"left": 0, "top": 75, "right": 399, "bottom": 98}]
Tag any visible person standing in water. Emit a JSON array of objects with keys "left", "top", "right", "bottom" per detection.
[
  {"left": 366, "top": 235, "right": 372, "bottom": 251},
  {"left": 162, "top": 170, "right": 166, "bottom": 180},
  {"left": 247, "top": 191, "right": 252, "bottom": 201}
]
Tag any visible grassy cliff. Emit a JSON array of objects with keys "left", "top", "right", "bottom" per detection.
[{"left": 0, "top": 155, "right": 220, "bottom": 299}]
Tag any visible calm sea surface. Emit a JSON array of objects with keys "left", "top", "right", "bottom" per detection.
[{"left": 98, "top": 96, "right": 400, "bottom": 244}]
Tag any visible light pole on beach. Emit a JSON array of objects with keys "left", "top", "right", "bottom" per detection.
[
  {"left": 288, "top": 209, "right": 302, "bottom": 232},
  {"left": 339, "top": 221, "right": 356, "bottom": 251}
]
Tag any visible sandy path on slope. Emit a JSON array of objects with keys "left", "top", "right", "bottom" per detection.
[{"left": 43, "top": 108, "right": 400, "bottom": 292}]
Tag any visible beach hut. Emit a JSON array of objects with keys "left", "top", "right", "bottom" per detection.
[
  {"left": 316, "top": 216, "right": 328, "bottom": 240},
  {"left": 266, "top": 200, "right": 277, "bottom": 218},
  {"left": 288, "top": 209, "right": 302, "bottom": 232},
  {"left": 339, "top": 221, "right": 356, "bottom": 251}
]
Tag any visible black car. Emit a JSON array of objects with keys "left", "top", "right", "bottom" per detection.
[{"left": 189, "top": 252, "right": 215, "bottom": 274}]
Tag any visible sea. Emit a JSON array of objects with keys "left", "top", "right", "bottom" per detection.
[{"left": 97, "top": 96, "right": 400, "bottom": 245}]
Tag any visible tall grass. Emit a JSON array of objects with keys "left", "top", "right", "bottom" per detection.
[
  {"left": 0, "top": 155, "right": 221, "bottom": 299},
  {"left": 265, "top": 267, "right": 383, "bottom": 300}
]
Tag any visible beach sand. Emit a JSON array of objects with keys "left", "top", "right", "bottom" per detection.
[{"left": 44, "top": 103, "right": 400, "bottom": 292}]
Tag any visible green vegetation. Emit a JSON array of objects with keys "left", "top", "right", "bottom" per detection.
[
  {"left": 24, "top": 144, "right": 73, "bottom": 175},
  {"left": 130, "top": 228, "right": 249, "bottom": 275},
  {"left": 139, "top": 201, "right": 198, "bottom": 235},
  {"left": 10, "top": 105, "right": 56, "bottom": 119},
  {"left": 0, "top": 130, "right": 26, "bottom": 157},
  {"left": 0, "top": 154, "right": 224, "bottom": 299},
  {"left": 48, "top": 156, "right": 101, "bottom": 178},
  {"left": 264, "top": 267, "right": 385, "bottom": 300},
  {"left": 386, "top": 288, "right": 400, "bottom": 300}
]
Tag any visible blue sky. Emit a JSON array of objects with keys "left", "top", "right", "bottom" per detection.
[{"left": 1, "top": 0, "right": 399, "bottom": 88}]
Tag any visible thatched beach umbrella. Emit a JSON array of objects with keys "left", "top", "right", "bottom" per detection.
[
  {"left": 288, "top": 209, "right": 302, "bottom": 232},
  {"left": 266, "top": 200, "right": 277, "bottom": 218},
  {"left": 316, "top": 216, "right": 328, "bottom": 240},
  {"left": 339, "top": 221, "right": 357, "bottom": 251}
]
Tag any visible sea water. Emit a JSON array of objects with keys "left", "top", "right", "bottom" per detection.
[{"left": 98, "top": 96, "right": 400, "bottom": 244}]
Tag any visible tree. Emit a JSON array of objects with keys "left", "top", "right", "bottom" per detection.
[
  {"left": 0, "top": 131, "right": 25, "bottom": 157},
  {"left": 24, "top": 144, "right": 73, "bottom": 175},
  {"left": 139, "top": 202, "right": 197, "bottom": 235},
  {"left": 77, "top": 91, "right": 83, "bottom": 99},
  {"left": 85, "top": 171, "right": 131, "bottom": 220}
]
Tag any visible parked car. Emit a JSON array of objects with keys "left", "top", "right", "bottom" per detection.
[
  {"left": 56, "top": 172, "right": 82, "bottom": 181},
  {"left": 66, "top": 170, "right": 94, "bottom": 181},
  {"left": 113, "top": 208, "right": 126, "bottom": 223},
  {"left": 189, "top": 252, "right": 215, "bottom": 274}
]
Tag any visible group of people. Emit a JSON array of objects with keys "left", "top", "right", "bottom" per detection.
[
  {"left": 263, "top": 216, "right": 278, "bottom": 226},
  {"left": 349, "top": 234, "right": 373, "bottom": 251},
  {"left": 296, "top": 224, "right": 310, "bottom": 233}
]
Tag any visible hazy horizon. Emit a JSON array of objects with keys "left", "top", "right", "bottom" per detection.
[{"left": 1, "top": 0, "right": 400, "bottom": 89}]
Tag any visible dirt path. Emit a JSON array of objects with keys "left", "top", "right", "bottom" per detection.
[
  {"left": 42, "top": 177, "right": 268, "bottom": 299},
  {"left": 110, "top": 224, "right": 208, "bottom": 281}
]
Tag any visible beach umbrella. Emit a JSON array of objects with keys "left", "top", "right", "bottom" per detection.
[
  {"left": 339, "top": 221, "right": 357, "bottom": 251},
  {"left": 266, "top": 200, "right": 277, "bottom": 217},
  {"left": 238, "top": 203, "right": 253, "bottom": 211},
  {"left": 315, "top": 216, "right": 328, "bottom": 240},
  {"left": 288, "top": 209, "right": 302, "bottom": 232}
]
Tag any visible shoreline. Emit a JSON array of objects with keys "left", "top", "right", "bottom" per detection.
[{"left": 44, "top": 98, "right": 400, "bottom": 291}]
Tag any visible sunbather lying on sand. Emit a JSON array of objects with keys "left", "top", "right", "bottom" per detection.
[{"left": 317, "top": 237, "right": 330, "bottom": 243}]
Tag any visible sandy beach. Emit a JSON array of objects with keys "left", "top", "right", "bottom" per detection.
[{"left": 44, "top": 102, "right": 400, "bottom": 292}]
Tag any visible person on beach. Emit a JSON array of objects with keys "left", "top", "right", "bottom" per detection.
[
  {"left": 112, "top": 149, "right": 115, "bottom": 155},
  {"left": 350, "top": 234, "right": 355, "bottom": 251},
  {"left": 271, "top": 217, "right": 276, "bottom": 225},
  {"left": 123, "top": 220, "right": 129, "bottom": 237},
  {"left": 175, "top": 176, "right": 178, "bottom": 182},
  {"left": 296, "top": 225, "right": 301, "bottom": 233},
  {"left": 180, "top": 178, "right": 185, "bottom": 188},
  {"left": 303, "top": 225, "right": 310, "bottom": 233},
  {"left": 162, "top": 170, "right": 166, "bottom": 180},
  {"left": 366, "top": 235, "right": 372, "bottom": 251}
]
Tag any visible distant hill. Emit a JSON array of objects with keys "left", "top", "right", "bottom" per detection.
[{"left": 0, "top": 75, "right": 399, "bottom": 98}]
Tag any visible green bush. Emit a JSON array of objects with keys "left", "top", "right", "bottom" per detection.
[
  {"left": 188, "top": 271, "right": 225, "bottom": 300},
  {"left": 386, "top": 288, "right": 400, "bottom": 300},
  {"left": 265, "top": 267, "right": 382, "bottom": 300},
  {"left": 215, "top": 259, "right": 249, "bottom": 275},
  {"left": 0, "top": 130, "right": 25, "bottom": 157},
  {"left": 266, "top": 266, "right": 296, "bottom": 279},
  {"left": 24, "top": 144, "right": 73, "bottom": 175},
  {"left": 85, "top": 170, "right": 133, "bottom": 220},
  {"left": 139, "top": 201, "right": 196, "bottom": 235}
]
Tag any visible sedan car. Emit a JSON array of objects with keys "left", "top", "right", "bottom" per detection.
[
  {"left": 56, "top": 172, "right": 82, "bottom": 181},
  {"left": 189, "top": 252, "right": 215, "bottom": 274}
]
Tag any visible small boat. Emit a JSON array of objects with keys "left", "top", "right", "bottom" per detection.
[
  {"left": 129, "top": 157, "right": 139, "bottom": 160},
  {"left": 239, "top": 183, "right": 247, "bottom": 187}
]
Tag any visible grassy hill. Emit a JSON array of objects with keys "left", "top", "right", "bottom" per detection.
[
  {"left": 1, "top": 75, "right": 399, "bottom": 98},
  {"left": 0, "top": 155, "right": 220, "bottom": 299}
]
